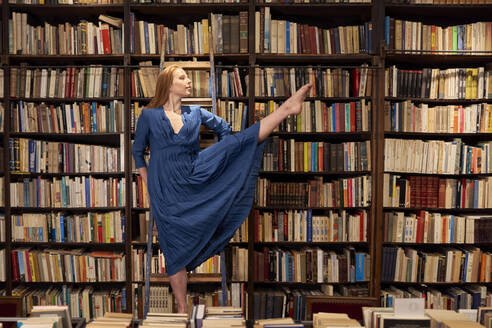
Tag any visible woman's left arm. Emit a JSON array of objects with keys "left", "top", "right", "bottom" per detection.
[{"left": 199, "top": 107, "right": 232, "bottom": 140}]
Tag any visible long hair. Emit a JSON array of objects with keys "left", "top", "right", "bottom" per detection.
[{"left": 145, "top": 65, "right": 182, "bottom": 109}]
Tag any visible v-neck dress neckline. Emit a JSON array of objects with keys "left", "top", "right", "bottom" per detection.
[{"left": 162, "top": 109, "right": 184, "bottom": 135}]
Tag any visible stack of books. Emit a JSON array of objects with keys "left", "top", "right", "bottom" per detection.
[
  {"left": 363, "top": 307, "right": 489, "bottom": 328},
  {"left": 254, "top": 318, "right": 304, "bottom": 327},
  {"left": 139, "top": 313, "right": 188, "bottom": 328},
  {"left": 29, "top": 305, "right": 72, "bottom": 328},
  {"left": 198, "top": 306, "right": 245, "bottom": 328},
  {"left": 313, "top": 313, "right": 361, "bottom": 328},
  {"left": 87, "top": 312, "right": 133, "bottom": 328}
]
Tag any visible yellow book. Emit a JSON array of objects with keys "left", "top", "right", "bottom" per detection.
[
  {"left": 465, "top": 68, "right": 473, "bottom": 99},
  {"left": 472, "top": 68, "right": 479, "bottom": 99},
  {"left": 304, "top": 142, "right": 308, "bottom": 172},
  {"left": 201, "top": 19, "right": 209, "bottom": 54}
]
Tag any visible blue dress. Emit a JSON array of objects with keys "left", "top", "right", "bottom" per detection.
[{"left": 132, "top": 105, "right": 265, "bottom": 276}]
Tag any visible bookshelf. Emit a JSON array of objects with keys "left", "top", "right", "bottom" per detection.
[
  {"left": 378, "top": 0, "right": 492, "bottom": 311},
  {"left": 0, "top": 0, "right": 490, "bottom": 325}
]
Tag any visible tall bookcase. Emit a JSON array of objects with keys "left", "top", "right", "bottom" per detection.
[
  {"left": 0, "top": 0, "right": 490, "bottom": 324},
  {"left": 377, "top": 2, "right": 492, "bottom": 310}
]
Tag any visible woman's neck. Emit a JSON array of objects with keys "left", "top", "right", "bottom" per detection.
[{"left": 164, "top": 95, "right": 182, "bottom": 113}]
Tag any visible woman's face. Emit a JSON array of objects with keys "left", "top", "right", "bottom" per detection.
[{"left": 169, "top": 68, "right": 192, "bottom": 98}]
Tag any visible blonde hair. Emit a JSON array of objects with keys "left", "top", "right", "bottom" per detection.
[{"left": 145, "top": 65, "right": 182, "bottom": 109}]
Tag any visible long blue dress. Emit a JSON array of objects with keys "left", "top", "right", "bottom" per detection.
[{"left": 132, "top": 105, "right": 265, "bottom": 276}]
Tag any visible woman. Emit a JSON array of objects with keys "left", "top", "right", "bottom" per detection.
[{"left": 132, "top": 65, "right": 312, "bottom": 313}]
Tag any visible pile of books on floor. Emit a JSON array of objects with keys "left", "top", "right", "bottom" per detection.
[
  {"left": 363, "top": 305, "right": 492, "bottom": 328},
  {"left": 87, "top": 312, "right": 133, "bottom": 328},
  {"left": 139, "top": 312, "right": 188, "bottom": 328},
  {"left": 190, "top": 305, "right": 245, "bottom": 328},
  {"left": 254, "top": 318, "right": 304, "bottom": 327},
  {"left": 19, "top": 305, "right": 72, "bottom": 328},
  {"left": 313, "top": 313, "right": 361, "bottom": 327}
]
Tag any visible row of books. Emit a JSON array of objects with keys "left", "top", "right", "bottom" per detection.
[
  {"left": 10, "top": 66, "right": 125, "bottom": 99},
  {"left": 132, "top": 175, "right": 149, "bottom": 208},
  {"left": 385, "top": 66, "right": 492, "bottom": 99},
  {"left": 10, "top": 13, "right": 124, "bottom": 55},
  {"left": 255, "top": 176, "right": 372, "bottom": 207},
  {"left": 385, "top": 102, "right": 492, "bottom": 133},
  {"left": 262, "top": 138, "right": 371, "bottom": 172},
  {"left": 254, "top": 65, "right": 373, "bottom": 98},
  {"left": 379, "top": 289, "right": 491, "bottom": 314},
  {"left": 385, "top": 18, "right": 492, "bottom": 53},
  {"left": 384, "top": 138, "right": 492, "bottom": 174},
  {"left": 253, "top": 209, "right": 368, "bottom": 242},
  {"left": 10, "top": 176, "right": 126, "bottom": 207},
  {"left": 257, "top": 8, "right": 373, "bottom": 54},
  {"left": 381, "top": 246, "right": 491, "bottom": 283},
  {"left": 133, "top": 284, "right": 246, "bottom": 318},
  {"left": 11, "top": 101, "right": 125, "bottom": 133},
  {"left": 383, "top": 174, "right": 492, "bottom": 209},
  {"left": 252, "top": 286, "right": 368, "bottom": 321},
  {"left": 132, "top": 248, "right": 222, "bottom": 277},
  {"left": 130, "top": 12, "right": 248, "bottom": 55},
  {"left": 12, "top": 285, "right": 126, "bottom": 319},
  {"left": 207, "top": 101, "right": 248, "bottom": 132},
  {"left": 9, "top": 139, "right": 123, "bottom": 173},
  {"left": 253, "top": 247, "right": 371, "bottom": 283},
  {"left": 384, "top": 211, "right": 492, "bottom": 244},
  {"left": 11, "top": 211, "right": 125, "bottom": 243},
  {"left": 11, "top": 248, "right": 126, "bottom": 282},
  {"left": 254, "top": 100, "right": 372, "bottom": 133}
]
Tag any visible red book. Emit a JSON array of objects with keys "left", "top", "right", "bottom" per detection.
[
  {"left": 350, "top": 102, "right": 356, "bottom": 132},
  {"left": 359, "top": 212, "right": 364, "bottom": 241},
  {"left": 309, "top": 26, "right": 317, "bottom": 54},
  {"left": 318, "top": 27, "right": 325, "bottom": 54},
  {"left": 24, "top": 250, "right": 32, "bottom": 282},
  {"left": 303, "top": 24, "right": 311, "bottom": 54},
  {"left": 11, "top": 251, "right": 19, "bottom": 281},
  {"left": 263, "top": 247, "right": 269, "bottom": 281},
  {"left": 100, "top": 23, "right": 112, "bottom": 54},
  {"left": 352, "top": 68, "right": 360, "bottom": 97}
]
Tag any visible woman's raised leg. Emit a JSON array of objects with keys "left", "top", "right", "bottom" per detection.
[{"left": 258, "top": 83, "right": 312, "bottom": 143}]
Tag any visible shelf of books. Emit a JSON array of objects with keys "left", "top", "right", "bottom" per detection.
[{"left": 379, "top": 1, "right": 492, "bottom": 313}]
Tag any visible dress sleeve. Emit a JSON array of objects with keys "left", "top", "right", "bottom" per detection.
[
  {"left": 132, "top": 110, "right": 150, "bottom": 169},
  {"left": 199, "top": 107, "right": 232, "bottom": 140}
]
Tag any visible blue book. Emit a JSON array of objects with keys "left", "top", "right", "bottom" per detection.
[
  {"left": 60, "top": 215, "right": 65, "bottom": 242},
  {"left": 449, "top": 215, "right": 455, "bottom": 242},
  {"left": 17, "top": 251, "right": 25, "bottom": 281},
  {"left": 385, "top": 16, "right": 390, "bottom": 46},
  {"left": 311, "top": 142, "right": 318, "bottom": 172},
  {"left": 331, "top": 104, "right": 336, "bottom": 131},
  {"left": 19, "top": 101, "right": 24, "bottom": 132},
  {"left": 241, "top": 105, "right": 248, "bottom": 131},
  {"left": 91, "top": 102, "right": 97, "bottom": 132},
  {"left": 144, "top": 21, "right": 150, "bottom": 54},
  {"left": 121, "top": 215, "right": 125, "bottom": 242},
  {"left": 286, "top": 22, "right": 290, "bottom": 53},
  {"left": 355, "top": 252, "right": 365, "bottom": 281},
  {"left": 85, "top": 177, "right": 90, "bottom": 207}
]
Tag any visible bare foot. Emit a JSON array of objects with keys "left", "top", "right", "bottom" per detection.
[{"left": 282, "top": 83, "right": 313, "bottom": 116}]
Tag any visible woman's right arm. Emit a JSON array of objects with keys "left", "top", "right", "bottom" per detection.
[{"left": 132, "top": 111, "right": 150, "bottom": 187}]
